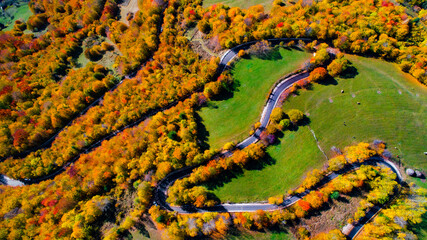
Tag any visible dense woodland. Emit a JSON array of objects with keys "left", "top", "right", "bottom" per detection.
[
  {"left": 188, "top": 0, "right": 427, "bottom": 84},
  {"left": 154, "top": 141, "right": 426, "bottom": 239},
  {"left": 0, "top": 0, "right": 426, "bottom": 239}
]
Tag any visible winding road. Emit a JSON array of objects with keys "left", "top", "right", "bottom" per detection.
[
  {"left": 0, "top": 38, "right": 404, "bottom": 239},
  {"left": 152, "top": 39, "right": 404, "bottom": 239},
  {"left": 152, "top": 68, "right": 403, "bottom": 222},
  {"left": 0, "top": 38, "right": 311, "bottom": 187},
  {"left": 155, "top": 157, "right": 402, "bottom": 214}
]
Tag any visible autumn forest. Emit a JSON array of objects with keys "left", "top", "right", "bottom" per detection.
[{"left": 0, "top": 0, "right": 426, "bottom": 239}]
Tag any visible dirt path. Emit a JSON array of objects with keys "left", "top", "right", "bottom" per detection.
[
  {"left": 119, "top": 0, "right": 139, "bottom": 24},
  {"left": 193, "top": 38, "right": 219, "bottom": 57},
  {"left": 188, "top": 28, "right": 219, "bottom": 58}
]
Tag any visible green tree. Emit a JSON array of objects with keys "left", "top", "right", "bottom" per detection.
[
  {"left": 287, "top": 109, "right": 304, "bottom": 124},
  {"left": 167, "top": 131, "right": 177, "bottom": 140},
  {"left": 327, "top": 58, "right": 349, "bottom": 77},
  {"left": 270, "top": 107, "right": 284, "bottom": 123}
]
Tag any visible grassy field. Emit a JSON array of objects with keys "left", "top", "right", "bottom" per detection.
[
  {"left": 209, "top": 126, "right": 325, "bottom": 202},
  {"left": 207, "top": 54, "right": 426, "bottom": 204},
  {"left": 0, "top": 2, "right": 32, "bottom": 31},
  {"left": 198, "top": 47, "right": 311, "bottom": 150},
  {"left": 203, "top": 0, "right": 274, "bottom": 12},
  {"left": 282, "top": 55, "right": 427, "bottom": 170},
  {"left": 226, "top": 228, "right": 295, "bottom": 240}
]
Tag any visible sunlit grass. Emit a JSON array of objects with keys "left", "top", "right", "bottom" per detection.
[
  {"left": 199, "top": 47, "right": 311, "bottom": 150},
  {"left": 282, "top": 55, "right": 427, "bottom": 169}
]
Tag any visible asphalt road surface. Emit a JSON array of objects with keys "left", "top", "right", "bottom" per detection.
[
  {"left": 0, "top": 38, "right": 311, "bottom": 187},
  {"left": 0, "top": 38, "right": 404, "bottom": 239}
]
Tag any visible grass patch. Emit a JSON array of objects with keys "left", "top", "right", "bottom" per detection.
[
  {"left": 209, "top": 126, "right": 325, "bottom": 202},
  {"left": 206, "top": 54, "right": 426, "bottom": 205},
  {"left": 411, "top": 178, "right": 427, "bottom": 189},
  {"left": 0, "top": 2, "right": 32, "bottom": 31},
  {"left": 198, "top": 47, "right": 311, "bottom": 150},
  {"left": 282, "top": 55, "right": 427, "bottom": 169},
  {"left": 203, "top": 0, "right": 275, "bottom": 12},
  {"left": 410, "top": 211, "right": 427, "bottom": 240},
  {"left": 226, "top": 227, "right": 295, "bottom": 240},
  {"left": 76, "top": 37, "right": 120, "bottom": 70}
]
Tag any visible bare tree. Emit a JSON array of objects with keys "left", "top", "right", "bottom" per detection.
[{"left": 247, "top": 40, "right": 272, "bottom": 57}]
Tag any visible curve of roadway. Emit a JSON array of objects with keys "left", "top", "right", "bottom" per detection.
[
  {"left": 156, "top": 157, "right": 402, "bottom": 239},
  {"left": 156, "top": 158, "right": 402, "bottom": 213},
  {"left": 153, "top": 39, "right": 404, "bottom": 238},
  {"left": 0, "top": 37, "right": 405, "bottom": 239},
  {"left": 153, "top": 69, "right": 404, "bottom": 214},
  {"left": 0, "top": 38, "right": 311, "bottom": 187}
]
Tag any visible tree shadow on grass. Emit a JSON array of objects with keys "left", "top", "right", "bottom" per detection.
[
  {"left": 281, "top": 46, "right": 304, "bottom": 52},
  {"left": 408, "top": 211, "right": 427, "bottom": 238},
  {"left": 340, "top": 64, "right": 359, "bottom": 79},
  {"left": 306, "top": 202, "right": 333, "bottom": 218},
  {"left": 194, "top": 111, "right": 210, "bottom": 151},
  {"left": 73, "top": 46, "right": 85, "bottom": 68},
  {"left": 204, "top": 167, "right": 244, "bottom": 191},
  {"left": 291, "top": 46, "right": 304, "bottom": 51},
  {"left": 335, "top": 196, "right": 350, "bottom": 203},
  {"left": 318, "top": 75, "right": 338, "bottom": 86},
  {"left": 288, "top": 116, "right": 311, "bottom": 132},
  {"left": 122, "top": 222, "right": 150, "bottom": 240},
  {"left": 257, "top": 49, "right": 283, "bottom": 61},
  {"left": 222, "top": 223, "right": 292, "bottom": 239},
  {"left": 208, "top": 78, "right": 241, "bottom": 102},
  {"left": 299, "top": 115, "right": 311, "bottom": 127},
  {"left": 245, "top": 152, "right": 277, "bottom": 171},
  {"left": 203, "top": 152, "right": 277, "bottom": 191}
]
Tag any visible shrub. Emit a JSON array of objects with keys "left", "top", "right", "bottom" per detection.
[
  {"left": 27, "top": 14, "right": 48, "bottom": 31},
  {"left": 327, "top": 155, "right": 347, "bottom": 172},
  {"left": 238, "top": 49, "right": 246, "bottom": 58},
  {"left": 84, "top": 45, "right": 104, "bottom": 61},
  {"left": 327, "top": 57, "right": 349, "bottom": 77},
  {"left": 156, "top": 215, "right": 165, "bottom": 223},
  {"left": 309, "top": 67, "right": 328, "bottom": 82},
  {"left": 278, "top": 119, "right": 291, "bottom": 130},
  {"left": 330, "top": 191, "right": 340, "bottom": 200},
  {"left": 268, "top": 195, "right": 284, "bottom": 204},
  {"left": 311, "top": 48, "right": 330, "bottom": 66},
  {"left": 223, "top": 142, "right": 235, "bottom": 150},
  {"left": 287, "top": 109, "right": 304, "bottom": 124},
  {"left": 101, "top": 42, "right": 114, "bottom": 51},
  {"left": 297, "top": 227, "right": 310, "bottom": 239},
  {"left": 270, "top": 107, "right": 284, "bottom": 123},
  {"left": 167, "top": 131, "right": 177, "bottom": 140},
  {"left": 248, "top": 40, "right": 272, "bottom": 57}
]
